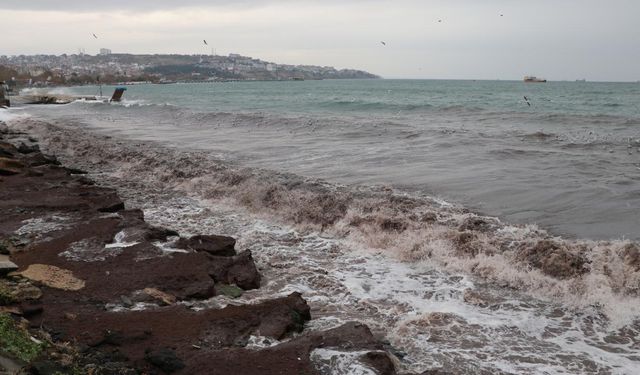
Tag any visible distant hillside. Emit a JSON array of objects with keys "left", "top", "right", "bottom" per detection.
[{"left": 0, "top": 53, "right": 378, "bottom": 86}]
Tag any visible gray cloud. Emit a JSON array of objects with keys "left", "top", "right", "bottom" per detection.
[
  {"left": 2, "top": 0, "right": 639, "bottom": 81},
  {"left": 0, "top": 0, "right": 272, "bottom": 11}
]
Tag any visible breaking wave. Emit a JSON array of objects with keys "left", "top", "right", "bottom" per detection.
[{"left": 11, "top": 117, "right": 640, "bottom": 327}]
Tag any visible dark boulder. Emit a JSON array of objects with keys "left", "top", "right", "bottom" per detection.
[
  {"left": 208, "top": 250, "right": 261, "bottom": 290},
  {"left": 23, "top": 153, "right": 60, "bottom": 167},
  {"left": 144, "top": 348, "right": 185, "bottom": 373},
  {"left": 83, "top": 188, "right": 125, "bottom": 213},
  {"left": 17, "top": 142, "right": 40, "bottom": 154},
  {"left": 256, "top": 292, "right": 311, "bottom": 338},
  {"left": 176, "top": 234, "right": 236, "bottom": 256},
  {"left": 145, "top": 226, "right": 179, "bottom": 242},
  {"left": 360, "top": 351, "right": 397, "bottom": 375}
]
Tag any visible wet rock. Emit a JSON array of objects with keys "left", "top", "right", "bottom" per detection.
[
  {"left": 0, "top": 254, "right": 18, "bottom": 275},
  {"left": 188, "top": 321, "right": 395, "bottom": 374},
  {"left": 360, "top": 351, "right": 397, "bottom": 375},
  {"left": 176, "top": 234, "right": 236, "bottom": 256},
  {"left": 0, "top": 156, "right": 25, "bottom": 175},
  {"left": 144, "top": 348, "right": 185, "bottom": 373},
  {"left": 23, "top": 153, "right": 60, "bottom": 167},
  {"left": 91, "top": 330, "right": 151, "bottom": 348},
  {"left": 75, "top": 347, "right": 138, "bottom": 375},
  {"left": 518, "top": 240, "right": 589, "bottom": 279},
  {"left": 64, "top": 167, "right": 87, "bottom": 175},
  {"left": 256, "top": 292, "right": 311, "bottom": 338},
  {"left": 17, "top": 142, "right": 39, "bottom": 154},
  {"left": 28, "top": 359, "right": 68, "bottom": 375},
  {"left": 19, "top": 302, "right": 44, "bottom": 318},
  {"left": 16, "top": 264, "right": 86, "bottom": 291},
  {"left": 120, "top": 295, "right": 134, "bottom": 308},
  {"left": 84, "top": 190, "right": 125, "bottom": 213},
  {"left": 0, "top": 141, "right": 18, "bottom": 158},
  {"left": 0, "top": 305, "right": 21, "bottom": 315},
  {"left": 0, "top": 241, "right": 9, "bottom": 255},
  {"left": 208, "top": 250, "right": 261, "bottom": 290},
  {"left": 0, "top": 279, "right": 42, "bottom": 305},
  {"left": 144, "top": 226, "right": 179, "bottom": 242}
]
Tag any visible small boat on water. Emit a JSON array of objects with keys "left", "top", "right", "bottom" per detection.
[{"left": 524, "top": 76, "right": 547, "bottom": 83}]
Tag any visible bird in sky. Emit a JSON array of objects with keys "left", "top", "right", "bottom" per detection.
[
  {"left": 203, "top": 39, "right": 208, "bottom": 45},
  {"left": 438, "top": 19, "right": 442, "bottom": 23},
  {"left": 92, "top": 33, "right": 98, "bottom": 39},
  {"left": 380, "top": 41, "right": 386, "bottom": 46}
]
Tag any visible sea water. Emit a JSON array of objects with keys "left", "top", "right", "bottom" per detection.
[{"left": 24, "top": 79, "right": 640, "bottom": 241}]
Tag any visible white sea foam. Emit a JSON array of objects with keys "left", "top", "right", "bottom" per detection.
[
  {"left": 0, "top": 108, "right": 30, "bottom": 123},
  {"left": 310, "top": 349, "right": 380, "bottom": 375},
  {"left": 15, "top": 215, "right": 73, "bottom": 240},
  {"left": 104, "top": 230, "right": 140, "bottom": 249}
]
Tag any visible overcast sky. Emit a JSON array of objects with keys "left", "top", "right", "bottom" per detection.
[{"left": 2, "top": 0, "right": 639, "bottom": 81}]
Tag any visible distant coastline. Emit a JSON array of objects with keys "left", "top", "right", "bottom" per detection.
[{"left": 0, "top": 53, "right": 379, "bottom": 88}]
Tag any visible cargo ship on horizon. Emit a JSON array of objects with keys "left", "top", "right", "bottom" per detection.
[{"left": 524, "top": 76, "right": 547, "bottom": 83}]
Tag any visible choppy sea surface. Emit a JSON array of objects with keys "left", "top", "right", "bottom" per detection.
[
  {"left": 21, "top": 79, "right": 640, "bottom": 241},
  {"left": 4, "top": 79, "right": 640, "bottom": 374}
]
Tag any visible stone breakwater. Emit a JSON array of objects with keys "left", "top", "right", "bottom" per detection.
[{"left": 0, "top": 122, "right": 400, "bottom": 374}]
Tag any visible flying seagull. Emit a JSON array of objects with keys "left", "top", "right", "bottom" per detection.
[
  {"left": 380, "top": 41, "right": 386, "bottom": 46},
  {"left": 524, "top": 96, "right": 531, "bottom": 106},
  {"left": 203, "top": 39, "right": 208, "bottom": 45},
  {"left": 92, "top": 33, "right": 98, "bottom": 39},
  {"left": 438, "top": 19, "right": 442, "bottom": 23}
]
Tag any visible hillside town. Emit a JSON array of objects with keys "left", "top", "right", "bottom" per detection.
[{"left": 0, "top": 51, "right": 378, "bottom": 88}]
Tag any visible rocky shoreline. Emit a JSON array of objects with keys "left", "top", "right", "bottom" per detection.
[{"left": 0, "top": 123, "right": 400, "bottom": 374}]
